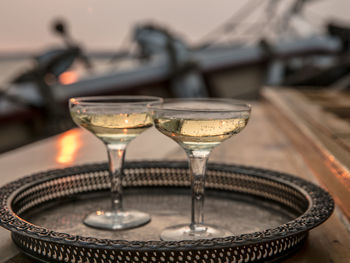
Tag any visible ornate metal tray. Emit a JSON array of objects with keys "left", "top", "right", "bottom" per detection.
[{"left": 0, "top": 161, "right": 333, "bottom": 263}]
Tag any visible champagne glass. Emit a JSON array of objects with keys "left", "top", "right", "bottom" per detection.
[
  {"left": 149, "top": 98, "right": 251, "bottom": 240},
  {"left": 69, "top": 96, "right": 162, "bottom": 230}
]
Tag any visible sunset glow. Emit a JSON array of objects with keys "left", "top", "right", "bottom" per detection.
[
  {"left": 59, "top": 71, "right": 78, "bottom": 85},
  {"left": 56, "top": 129, "right": 82, "bottom": 165}
]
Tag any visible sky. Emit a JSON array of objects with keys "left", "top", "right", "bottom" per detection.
[{"left": 1, "top": 0, "right": 350, "bottom": 53}]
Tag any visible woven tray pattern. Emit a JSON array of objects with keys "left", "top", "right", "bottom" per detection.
[{"left": 0, "top": 161, "right": 334, "bottom": 263}]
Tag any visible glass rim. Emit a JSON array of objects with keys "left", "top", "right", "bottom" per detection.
[
  {"left": 147, "top": 98, "right": 251, "bottom": 113},
  {"left": 69, "top": 95, "right": 163, "bottom": 106}
]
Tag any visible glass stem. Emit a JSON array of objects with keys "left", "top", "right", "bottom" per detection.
[
  {"left": 107, "top": 145, "right": 127, "bottom": 214},
  {"left": 187, "top": 151, "right": 209, "bottom": 230}
]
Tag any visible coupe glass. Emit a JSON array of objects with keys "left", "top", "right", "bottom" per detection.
[
  {"left": 149, "top": 98, "right": 251, "bottom": 240},
  {"left": 69, "top": 96, "right": 162, "bottom": 230}
]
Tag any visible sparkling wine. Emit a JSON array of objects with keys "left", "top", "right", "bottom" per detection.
[
  {"left": 72, "top": 112, "right": 152, "bottom": 144},
  {"left": 154, "top": 117, "right": 249, "bottom": 151},
  {"left": 149, "top": 98, "right": 251, "bottom": 240}
]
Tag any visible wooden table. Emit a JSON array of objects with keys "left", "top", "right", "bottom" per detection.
[{"left": 1, "top": 100, "right": 349, "bottom": 262}]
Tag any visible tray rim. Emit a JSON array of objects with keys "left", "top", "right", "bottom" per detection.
[{"left": 0, "top": 161, "right": 334, "bottom": 251}]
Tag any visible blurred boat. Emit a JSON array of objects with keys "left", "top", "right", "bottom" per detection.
[{"left": 1, "top": 0, "right": 349, "bottom": 152}]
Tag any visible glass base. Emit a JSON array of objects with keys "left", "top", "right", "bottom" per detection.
[
  {"left": 84, "top": 210, "right": 151, "bottom": 230},
  {"left": 160, "top": 224, "right": 232, "bottom": 241}
]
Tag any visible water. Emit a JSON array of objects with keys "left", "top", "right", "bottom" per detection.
[{"left": 0, "top": 59, "right": 33, "bottom": 87}]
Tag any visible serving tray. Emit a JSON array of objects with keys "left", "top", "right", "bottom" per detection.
[{"left": 0, "top": 161, "right": 333, "bottom": 263}]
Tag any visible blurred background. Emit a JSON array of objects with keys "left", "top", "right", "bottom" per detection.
[{"left": 1, "top": 0, "right": 350, "bottom": 152}]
